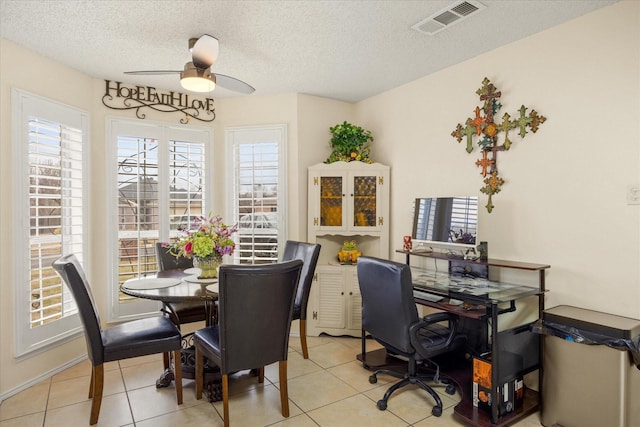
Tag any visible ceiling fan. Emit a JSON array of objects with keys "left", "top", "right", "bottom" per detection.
[{"left": 124, "top": 34, "right": 255, "bottom": 94}]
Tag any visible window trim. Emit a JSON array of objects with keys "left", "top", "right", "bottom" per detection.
[
  {"left": 105, "top": 117, "right": 214, "bottom": 322},
  {"left": 12, "top": 89, "right": 88, "bottom": 358}
]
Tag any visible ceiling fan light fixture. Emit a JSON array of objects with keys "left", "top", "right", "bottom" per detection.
[{"left": 180, "top": 62, "right": 216, "bottom": 92}]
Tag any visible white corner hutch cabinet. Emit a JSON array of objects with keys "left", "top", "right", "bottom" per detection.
[{"left": 306, "top": 161, "right": 390, "bottom": 337}]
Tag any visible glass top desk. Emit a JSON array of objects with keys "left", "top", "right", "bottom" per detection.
[
  {"left": 359, "top": 264, "right": 546, "bottom": 427},
  {"left": 410, "top": 267, "right": 542, "bottom": 314}
]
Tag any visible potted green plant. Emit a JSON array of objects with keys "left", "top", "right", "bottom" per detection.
[{"left": 326, "top": 121, "right": 373, "bottom": 163}]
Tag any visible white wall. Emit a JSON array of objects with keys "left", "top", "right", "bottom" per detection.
[
  {"left": 357, "top": 0, "right": 640, "bottom": 317},
  {"left": 1, "top": 0, "right": 638, "bottom": 398}
]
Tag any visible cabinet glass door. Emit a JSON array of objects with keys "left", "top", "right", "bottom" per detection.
[
  {"left": 320, "top": 176, "right": 343, "bottom": 227},
  {"left": 352, "top": 175, "right": 377, "bottom": 227}
]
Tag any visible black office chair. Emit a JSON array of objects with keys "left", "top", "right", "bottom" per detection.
[
  {"left": 281, "top": 240, "right": 321, "bottom": 359},
  {"left": 52, "top": 254, "right": 183, "bottom": 425},
  {"left": 357, "top": 256, "right": 466, "bottom": 417},
  {"left": 155, "top": 242, "right": 207, "bottom": 326},
  {"left": 193, "top": 260, "right": 303, "bottom": 427}
]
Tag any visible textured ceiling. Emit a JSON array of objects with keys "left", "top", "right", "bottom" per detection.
[{"left": 0, "top": 0, "right": 618, "bottom": 103}]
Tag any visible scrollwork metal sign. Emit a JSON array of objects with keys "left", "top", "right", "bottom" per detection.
[{"left": 102, "top": 80, "right": 215, "bottom": 123}]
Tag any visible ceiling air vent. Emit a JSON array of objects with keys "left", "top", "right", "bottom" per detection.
[{"left": 411, "top": 1, "right": 486, "bottom": 36}]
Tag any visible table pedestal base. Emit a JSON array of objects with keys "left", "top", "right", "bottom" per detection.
[
  {"left": 155, "top": 333, "right": 223, "bottom": 401},
  {"left": 155, "top": 369, "right": 175, "bottom": 388}
]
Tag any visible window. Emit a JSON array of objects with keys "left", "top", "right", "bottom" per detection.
[
  {"left": 12, "top": 89, "right": 88, "bottom": 357},
  {"left": 227, "top": 125, "right": 286, "bottom": 264},
  {"left": 107, "top": 119, "right": 212, "bottom": 321}
]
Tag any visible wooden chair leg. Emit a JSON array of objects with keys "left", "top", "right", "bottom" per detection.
[
  {"left": 163, "top": 351, "right": 170, "bottom": 370},
  {"left": 88, "top": 366, "right": 95, "bottom": 398},
  {"left": 300, "top": 319, "right": 309, "bottom": 359},
  {"left": 278, "top": 360, "right": 290, "bottom": 418},
  {"left": 195, "top": 347, "right": 203, "bottom": 400},
  {"left": 90, "top": 364, "right": 104, "bottom": 425},
  {"left": 222, "top": 374, "right": 230, "bottom": 427},
  {"left": 257, "top": 367, "right": 264, "bottom": 383},
  {"left": 173, "top": 349, "right": 183, "bottom": 405}
]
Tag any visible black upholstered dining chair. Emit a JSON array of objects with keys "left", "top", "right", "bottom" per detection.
[
  {"left": 281, "top": 240, "right": 321, "bottom": 359},
  {"left": 52, "top": 254, "right": 183, "bottom": 425},
  {"left": 357, "top": 256, "right": 466, "bottom": 417},
  {"left": 155, "top": 242, "right": 207, "bottom": 326},
  {"left": 193, "top": 259, "right": 303, "bottom": 427}
]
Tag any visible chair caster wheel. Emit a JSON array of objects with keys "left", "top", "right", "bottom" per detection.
[
  {"left": 377, "top": 400, "right": 387, "bottom": 410},
  {"left": 445, "top": 384, "right": 456, "bottom": 395},
  {"left": 432, "top": 406, "right": 443, "bottom": 417},
  {"left": 369, "top": 375, "right": 377, "bottom": 384}
]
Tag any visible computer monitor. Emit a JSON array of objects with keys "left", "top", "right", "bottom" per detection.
[{"left": 411, "top": 196, "right": 478, "bottom": 255}]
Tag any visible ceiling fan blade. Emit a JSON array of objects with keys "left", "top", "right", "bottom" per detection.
[
  {"left": 214, "top": 73, "right": 255, "bottom": 94},
  {"left": 191, "top": 34, "right": 219, "bottom": 69},
  {"left": 124, "top": 70, "right": 181, "bottom": 75}
]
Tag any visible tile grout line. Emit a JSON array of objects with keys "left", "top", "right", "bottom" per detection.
[{"left": 119, "top": 361, "right": 138, "bottom": 427}]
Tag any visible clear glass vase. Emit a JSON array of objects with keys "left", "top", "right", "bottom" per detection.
[{"left": 193, "top": 253, "right": 222, "bottom": 279}]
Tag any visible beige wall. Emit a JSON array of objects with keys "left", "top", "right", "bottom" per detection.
[
  {"left": 0, "top": 39, "right": 93, "bottom": 398},
  {"left": 1, "top": 0, "right": 638, "bottom": 398},
  {"left": 357, "top": 0, "right": 640, "bottom": 318},
  {"left": 297, "top": 94, "right": 357, "bottom": 239}
]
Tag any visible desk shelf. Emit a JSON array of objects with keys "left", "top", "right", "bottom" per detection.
[{"left": 397, "top": 249, "right": 550, "bottom": 271}]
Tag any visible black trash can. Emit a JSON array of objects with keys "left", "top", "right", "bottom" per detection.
[{"left": 533, "top": 305, "right": 640, "bottom": 427}]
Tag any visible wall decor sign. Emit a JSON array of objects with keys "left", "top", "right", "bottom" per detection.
[
  {"left": 102, "top": 80, "right": 215, "bottom": 123},
  {"left": 451, "top": 78, "right": 546, "bottom": 213}
]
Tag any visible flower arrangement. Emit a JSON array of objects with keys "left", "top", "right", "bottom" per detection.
[{"left": 170, "top": 214, "right": 238, "bottom": 260}]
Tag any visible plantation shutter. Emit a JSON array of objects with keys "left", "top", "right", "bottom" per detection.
[
  {"left": 13, "top": 89, "right": 87, "bottom": 356},
  {"left": 108, "top": 119, "right": 211, "bottom": 321},
  {"left": 227, "top": 125, "right": 286, "bottom": 264},
  {"left": 28, "top": 117, "right": 82, "bottom": 327}
]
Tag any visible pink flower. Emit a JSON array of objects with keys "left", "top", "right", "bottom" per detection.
[{"left": 184, "top": 241, "right": 193, "bottom": 255}]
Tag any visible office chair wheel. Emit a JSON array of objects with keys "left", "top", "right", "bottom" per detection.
[
  {"left": 431, "top": 406, "right": 443, "bottom": 417},
  {"left": 369, "top": 374, "right": 377, "bottom": 384},
  {"left": 377, "top": 400, "right": 387, "bottom": 410},
  {"left": 445, "top": 384, "right": 456, "bottom": 395}
]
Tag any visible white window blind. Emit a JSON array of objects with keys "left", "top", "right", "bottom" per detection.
[
  {"left": 28, "top": 117, "right": 82, "bottom": 327},
  {"left": 168, "top": 139, "right": 206, "bottom": 231},
  {"left": 13, "top": 89, "right": 87, "bottom": 357},
  {"left": 116, "top": 136, "right": 161, "bottom": 291},
  {"left": 227, "top": 125, "right": 286, "bottom": 264}
]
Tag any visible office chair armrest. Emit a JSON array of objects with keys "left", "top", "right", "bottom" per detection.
[
  {"left": 420, "top": 311, "right": 457, "bottom": 325},
  {"left": 409, "top": 312, "right": 460, "bottom": 355}
]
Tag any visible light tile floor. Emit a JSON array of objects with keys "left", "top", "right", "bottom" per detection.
[{"left": 0, "top": 335, "right": 543, "bottom": 426}]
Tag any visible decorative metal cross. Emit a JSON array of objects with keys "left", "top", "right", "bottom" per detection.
[{"left": 451, "top": 78, "right": 546, "bottom": 212}]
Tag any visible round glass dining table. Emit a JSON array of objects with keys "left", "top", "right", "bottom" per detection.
[
  {"left": 120, "top": 268, "right": 219, "bottom": 326},
  {"left": 120, "top": 268, "right": 221, "bottom": 392}
]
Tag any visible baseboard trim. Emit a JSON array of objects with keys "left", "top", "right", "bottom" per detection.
[{"left": 0, "top": 354, "right": 87, "bottom": 404}]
